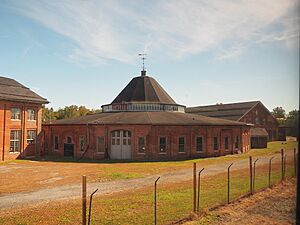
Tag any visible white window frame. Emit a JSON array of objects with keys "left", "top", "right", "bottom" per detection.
[
  {"left": 27, "top": 130, "right": 37, "bottom": 144},
  {"left": 27, "top": 109, "right": 36, "bottom": 121},
  {"left": 10, "top": 130, "right": 21, "bottom": 153},
  {"left": 196, "top": 136, "right": 204, "bottom": 153},
  {"left": 178, "top": 136, "right": 185, "bottom": 153},
  {"left": 11, "top": 108, "right": 21, "bottom": 120}
]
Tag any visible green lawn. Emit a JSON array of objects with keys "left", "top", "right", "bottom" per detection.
[{"left": 0, "top": 143, "right": 296, "bottom": 225}]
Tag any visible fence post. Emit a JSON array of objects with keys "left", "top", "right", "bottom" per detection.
[
  {"left": 294, "top": 148, "right": 297, "bottom": 176},
  {"left": 82, "top": 175, "right": 87, "bottom": 225},
  {"left": 197, "top": 168, "right": 205, "bottom": 212},
  {"left": 154, "top": 177, "right": 160, "bottom": 225},
  {"left": 284, "top": 155, "right": 287, "bottom": 179},
  {"left": 253, "top": 159, "right": 259, "bottom": 192},
  {"left": 249, "top": 156, "right": 253, "bottom": 195},
  {"left": 227, "top": 163, "right": 233, "bottom": 204},
  {"left": 88, "top": 189, "right": 98, "bottom": 225},
  {"left": 193, "top": 163, "right": 197, "bottom": 213},
  {"left": 281, "top": 149, "right": 284, "bottom": 181},
  {"left": 269, "top": 157, "right": 274, "bottom": 188}
]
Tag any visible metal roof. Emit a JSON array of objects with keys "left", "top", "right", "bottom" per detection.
[
  {"left": 186, "top": 101, "right": 260, "bottom": 121},
  {"left": 111, "top": 75, "right": 177, "bottom": 105},
  {"left": 0, "top": 76, "right": 49, "bottom": 104},
  {"left": 47, "top": 111, "right": 250, "bottom": 126},
  {"left": 250, "top": 127, "right": 269, "bottom": 137}
]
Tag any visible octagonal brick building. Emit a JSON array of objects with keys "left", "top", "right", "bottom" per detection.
[{"left": 42, "top": 70, "right": 251, "bottom": 161}]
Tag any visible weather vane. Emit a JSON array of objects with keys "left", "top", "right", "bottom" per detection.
[{"left": 138, "top": 53, "right": 147, "bottom": 71}]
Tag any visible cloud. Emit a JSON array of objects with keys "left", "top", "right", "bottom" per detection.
[
  {"left": 216, "top": 45, "right": 245, "bottom": 60},
  {"left": 7, "top": 0, "right": 299, "bottom": 64}
]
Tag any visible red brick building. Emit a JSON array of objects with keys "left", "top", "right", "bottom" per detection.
[
  {"left": 186, "top": 101, "right": 285, "bottom": 148},
  {"left": 42, "top": 70, "right": 251, "bottom": 160},
  {"left": 0, "top": 76, "right": 48, "bottom": 161}
]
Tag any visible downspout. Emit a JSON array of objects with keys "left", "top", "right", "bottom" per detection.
[
  {"left": 2, "top": 104, "right": 6, "bottom": 161},
  {"left": 240, "top": 127, "right": 243, "bottom": 153},
  {"left": 231, "top": 129, "right": 234, "bottom": 155},
  {"left": 22, "top": 105, "right": 26, "bottom": 158},
  {"left": 206, "top": 126, "right": 208, "bottom": 157},
  {"left": 190, "top": 127, "right": 192, "bottom": 159}
]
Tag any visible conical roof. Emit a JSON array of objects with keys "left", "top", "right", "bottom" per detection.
[{"left": 111, "top": 75, "right": 176, "bottom": 104}]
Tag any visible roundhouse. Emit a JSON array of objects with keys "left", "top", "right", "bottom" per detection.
[{"left": 42, "top": 70, "right": 251, "bottom": 160}]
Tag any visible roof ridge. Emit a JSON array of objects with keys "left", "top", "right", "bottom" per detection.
[{"left": 188, "top": 100, "right": 260, "bottom": 109}]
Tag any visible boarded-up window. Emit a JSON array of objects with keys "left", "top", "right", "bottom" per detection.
[
  {"left": 97, "top": 137, "right": 105, "bottom": 153},
  {"left": 213, "top": 137, "right": 218, "bottom": 151},
  {"left": 235, "top": 136, "right": 239, "bottom": 148},
  {"left": 224, "top": 137, "right": 229, "bottom": 150},
  {"left": 196, "top": 136, "right": 203, "bottom": 152},
  {"left": 53, "top": 136, "right": 59, "bottom": 150},
  {"left": 138, "top": 137, "right": 146, "bottom": 153},
  {"left": 67, "top": 136, "right": 72, "bottom": 144},
  {"left": 79, "top": 136, "right": 85, "bottom": 152},
  {"left": 159, "top": 137, "right": 167, "bottom": 153}
]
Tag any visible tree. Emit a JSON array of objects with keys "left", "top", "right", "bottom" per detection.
[
  {"left": 42, "top": 105, "right": 101, "bottom": 123},
  {"left": 272, "top": 107, "right": 286, "bottom": 120},
  {"left": 285, "top": 110, "right": 299, "bottom": 138},
  {"left": 42, "top": 106, "right": 57, "bottom": 123}
]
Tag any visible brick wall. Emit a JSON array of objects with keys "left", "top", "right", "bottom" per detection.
[
  {"left": 42, "top": 123, "right": 251, "bottom": 161},
  {"left": 239, "top": 103, "right": 279, "bottom": 141},
  {"left": 0, "top": 100, "right": 42, "bottom": 161}
]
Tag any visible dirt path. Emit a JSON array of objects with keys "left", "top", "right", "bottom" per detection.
[
  {"left": 184, "top": 178, "right": 296, "bottom": 225},
  {"left": 0, "top": 153, "right": 289, "bottom": 210}
]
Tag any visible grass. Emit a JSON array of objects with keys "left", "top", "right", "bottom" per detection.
[
  {"left": 0, "top": 141, "right": 297, "bottom": 194},
  {"left": 107, "top": 172, "right": 144, "bottom": 180},
  {"left": 0, "top": 154, "right": 296, "bottom": 225}
]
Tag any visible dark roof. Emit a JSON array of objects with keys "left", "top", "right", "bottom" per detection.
[
  {"left": 47, "top": 111, "right": 250, "bottom": 126},
  {"left": 186, "top": 101, "right": 260, "bottom": 121},
  {"left": 0, "top": 76, "right": 49, "bottom": 104},
  {"left": 111, "top": 75, "right": 177, "bottom": 105},
  {"left": 250, "top": 127, "right": 269, "bottom": 137}
]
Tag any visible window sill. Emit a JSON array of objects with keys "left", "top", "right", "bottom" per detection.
[
  {"left": 178, "top": 152, "right": 186, "bottom": 154},
  {"left": 9, "top": 152, "right": 20, "bottom": 154},
  {"left": 53, "top": 149, "right": 59, "bottom": 151},
  {"left": 96, "top": 152, "right": 105, "bottom": 154},
  {"left": 11, "top": 119, "right": 21, "bottom": 121},
  {"left": 137, "top": 152, "right": 146, "bottom": 155},
  {"left": 159, "top": 152, "right": 167, "bottom": 155},
  {"left": 27, "top": 120, "right": 36, "bottom": 122},
  {"left": 196, "top": 151, "right": 204, "bottom": 153}
]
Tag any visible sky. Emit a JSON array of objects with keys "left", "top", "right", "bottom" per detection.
[{"left": 0, "top": 0, "right": 299, "bottom": 112}]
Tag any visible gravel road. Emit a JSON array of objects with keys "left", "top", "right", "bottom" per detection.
[{"left": 0, "top": 153, "right": 287, "bottom": 210}]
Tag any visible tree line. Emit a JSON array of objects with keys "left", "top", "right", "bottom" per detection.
[
  {"left": 272, "top": 107, "right": 299, "bottom": 137},
  {"left": 42, "top": 105, "right": 101, "bottom": 123}
]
